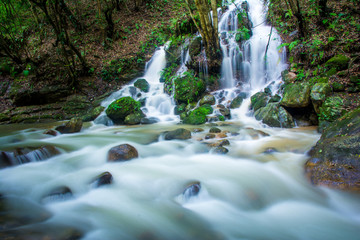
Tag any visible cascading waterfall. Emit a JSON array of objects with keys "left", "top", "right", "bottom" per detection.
[
  {"left": 1, "top": 1, "right": 360, "bottom": 240},
  {"left": 95, "top": 45, "right": 178, "bottom": 125}
]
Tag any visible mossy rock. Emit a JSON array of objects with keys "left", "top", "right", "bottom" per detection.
[
  {"left": 164, "top": 128, "right": 191, "bottom": 140},
  {"left": 310, "top": 83, "right": 332, "bottom": 114},
  {"left": 250, "top": 92, "right": 269, "bottom": 111},
  {"left": 305, "top": 107, "right": 360, "bottom": 193},
  {"left": 331, "top": 82, "right": 346, "bottom": 92},
  {"left": 230, "top": 93, "right": 247, "bottom": 109},
  {"left": 281, "top": 70, "right": 297, "bottom": 84},
  {"left": 0, "top": 113, "right": 10, "bottom": 122},
  {"left": 124, "top": 111, "right": 145, "bottom": 125},
  {"left": 174, "top": 103, "right": 187, "bottom": 115},
  {"left": 134, "top": 78, "right": 150, "bottom": 93},
  {"left": 280, "top": 82, "right": 311, "bottom": 108},
  {"left": 318, "top": 96, "right": 345, "bottom": 123},
  {"left": 173, "top": 72, "right": 206, "bottom": 104},
  {"left": 199, "top": 94, "right": 216, "bottom": 106},
  {"left": 105, "top": 97, "right": 142, "bottom": 124},
  {"left": 325, "top": 54, "right": 350, "bottom": 71},
  {"left": 183, "top": 106, "right": 213, "bottom": 125},
  {"left": 254, "top": 103, "right": 295, "bottom": 128}
]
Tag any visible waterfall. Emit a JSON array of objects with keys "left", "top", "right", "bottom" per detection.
[
  {"left": 95, "top": 45, "right": 178, "bottom": 125},
  {"left": 219, "top": 0, "right": 287, "bottom": 94}
]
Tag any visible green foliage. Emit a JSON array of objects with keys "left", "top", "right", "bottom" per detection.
[{"left": 101, "top": 57, "right": 143, "bottom": 82}]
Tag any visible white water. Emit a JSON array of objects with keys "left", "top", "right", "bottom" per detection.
[{"left": 1, "top": 1, "right": 360, "bottom": 240}]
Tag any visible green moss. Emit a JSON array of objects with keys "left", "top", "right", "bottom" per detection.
[
  {"left": 325, "top": 54, "right": 350, "bottom": 71},
  {"left": 318, "top": 96, "right": 345, "bottom": 123},
  {"left": 173, "top": 71, "right": 206, "bottom": 104},
  {"left": 106, "top": 97, "right": 141, "bottom": 124}
]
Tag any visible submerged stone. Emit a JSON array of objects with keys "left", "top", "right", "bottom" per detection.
[
  {"left": 42, "top": 186, "right": 73, "bottom": 203},
  {"left": 164, "top": 128, "right": 191, "bottom": 140},
  {"left": 91, "top": 172, "right": 113, "bottom": 188},
  {"left": 107, "top": 144, "right": 139, "bottom": 162},
  {"left": 183, "top": 182, "right": 201, "bottom": 199}
]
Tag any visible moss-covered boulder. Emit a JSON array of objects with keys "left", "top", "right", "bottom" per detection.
[
  {"left": 325, "top": 54, "right": 350, "bottom": 71},
  {"left": 230, "top": 93, "right": 247, "bottom": 109},
  {"left": 173, "top": 72, "right": 206, "bottom": 104},
  {"left": 280, "top": 82, "right": 311, "bottom": 108},
  {"left": 134, "top": 78, "right": 150, "bottom": 93},
  {"left": 105, "top": 97, "right": 143, "bottom": 124},
  {"left": 254, "top": 103, "right": 295, "bottom": 128},
  {"left": 310, "top": 83, "right": 332, "bottom": 114},
  {"left": 305, "top": 107, "right": 360, "bottom": 193},
  {"left": 250, "top": 92, "right": 270, "bottom": 111},
  {"left": 183, "top": 105, "right": 213, "bottom": 125},
  {"left": 281, "top": 70, "right": 297, "bottom": 84}
]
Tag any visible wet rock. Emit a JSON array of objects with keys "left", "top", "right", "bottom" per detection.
[
  {"left": 183, "top": 105, "right": 213, "bottom": 125},
  {"left": 208, "top": 139, "right": 230, "bottom": 147},
  {"left": 280, "top": 82, "right": 311, "bottom": 108},
  {"left": 192, "top": 128, "right": 204, "bottom": 133},
  {"left": 174, "top": 103, "right": 187, "bottom": 115},
  {"left": 108, "top": 144, "right": 139, "bottom": 162},
  {"left": 134, "top": 78, "right": 150, "bottom": 93},
  {"left": 42, "top": 186, "right": 73, "bottom": 203},
  {"left": 205, "top": 133, "right": 216, "bottom": 139},
  {"left": 105, "top": 96, "right": 143, "bottom": 124},
  {"left": 263, "top": 148, "right": 278, "bottom": 154},
  {"left": 213, "top": 146, "right": 229, "bottom": 154},
  {"left": 218, "top": 105, "right": 231, "bottom": 118},
  {"left": 91, "top": 172, "right": 113, "bottom": 188},
  {"left": 43, "top": 129, "right": 58, "bottom": 136},
  {"left": 269, "top": 94, "right": 281, "bottom": 103},
  {"left": 209, "top": 127, "right": 221, "bottom": 133},
  {"left": 164, "top": 128, "right": 191, "bottom": 140},
  {"left": 55, "top": 117, "right": 83, "bottom": 134},
  {"left": 0, "top": 146, "right": 61, "bottom": 168},
  {"left": 183, "top": 182, "right": 201, "bottom": 199},
  {"left": 124, "top": 111, "right": 146, "bottom": 125},
  {"left": 230, "top": 93, "right": 247, "bottom": 109},
  {"left": 82, "top": 106, "right": 105, "bottom": 122},
  {"left": 281, "top": 70, "right": 297, "bottom": 84},
  {"left": 310, "top": 83, "right": 332, "bottom": 114},
  {"left": 250, "top": 92, "right": 270, "bottom": 111},
  {"left": 199, "top": 94, "right": 216, "bottom": 106},
  {"left": 325, "top": 54, "right": 350, "bottom": 71},
  {"left": 140, "top": 117, "right": 159, "bottom": 124},
  {"left": 254, "top": 103, "right": 295, "bottom": 128},
  {"left": 305, "top": 107, "right": 360, "bottom": 193}
]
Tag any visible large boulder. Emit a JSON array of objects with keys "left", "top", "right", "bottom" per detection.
[
  {"left": 318, "top": 96, "right": 345, "bottom": 124},
  {"left": 310, "top": 83, "right": 332, "bottom": 114},
  {"left": 55, "top": 117, "right": 83, "bottom": 134},
  {"left": 230, "top": 92, "right": 247, "bottom": 109},
  {"left": 173, "top": 72, "right": 206, "bottom": 104},
  {"left": 164, "top": 128, "right": 191, "bottom": 140},
  {"left": 107, "top": 144, "right": 138, "bottom": 162},
  {"left": 124, "top": 111, "right": 146, "bottom": 125},
  {"left": 250, "top": 92, "right": 270, "bottom": 111},
  {"left": 105, "top": 97, "right": 143, "bottom": 124},
  {"left": 254, "top": 103, "right": 295, "bottom": 128},
  {"left": 305, "top": 107, "right": 360, "bottom": 193},
  {"left": 134, "top": 78, "right": 150, "bottom": 93},
  {"left": 325, "top": 54, "right": 350, "bottom": 71},
  {"left": 280, "top": 82, "right": 311, "bottom": 108}
]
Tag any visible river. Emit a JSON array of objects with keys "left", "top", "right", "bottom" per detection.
[{"left": 1, "top": 0, "right": 360, "bottom": 239}]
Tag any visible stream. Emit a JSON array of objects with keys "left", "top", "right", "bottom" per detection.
[{"left": 1, "top": 0, "right": 360, "bottom": 239}]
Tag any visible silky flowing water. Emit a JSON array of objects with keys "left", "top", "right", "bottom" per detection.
[{"left": 1, "top": 0, "right": 360, "bottom": 239}]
